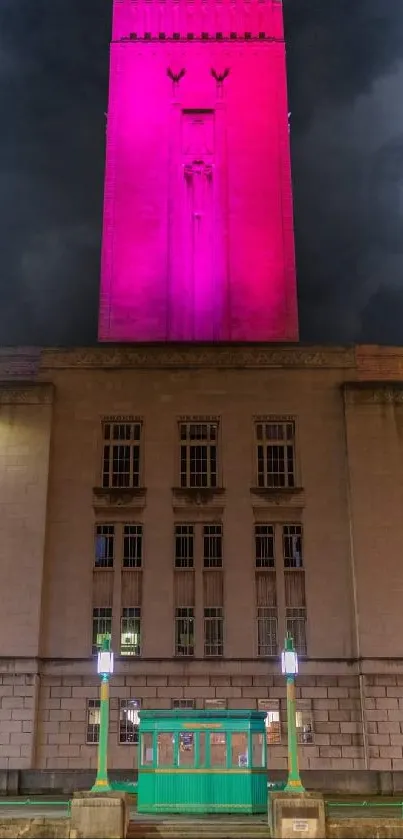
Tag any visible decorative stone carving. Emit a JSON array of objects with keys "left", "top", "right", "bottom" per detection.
[
  {"left": 250, "top": 487, "right": 305, "bottom": 506},
  {"left": 92, "top": 487, "right": 147, "bottom": 509},
  {"left": 343, "top": 383, "right": 403, "bottom": 406},
  {"left": 0, "top": 384, "right": 54, "bottom": 405},
  {"left": 172, "top": 487, "right": 226, "bottom": 507},
  {"left": 41, "top": 347, "right": 355, "bottom": 370}
]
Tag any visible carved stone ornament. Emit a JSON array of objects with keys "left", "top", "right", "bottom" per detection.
[
  {"left": 343, "top": 382, "right": 403, "bottom": 406},
  {"left": 172, "top": 487, "right": 226, "bottom": 506},
  {"left": 41, "top": 346, "right": 355, "bottom": 371},
  {"left": 250, "top": 486, "right": 305, "bottom": 506},
  {"left": 92, "top": 487, "right": 147, "bottom": 508},
  {"left": 0, "top": 383, "right": 54, "bottom": 405}
]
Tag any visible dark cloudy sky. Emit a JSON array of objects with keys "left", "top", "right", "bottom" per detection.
[{"left": 1, "top": 0, "right": 403, "bottom": 346}]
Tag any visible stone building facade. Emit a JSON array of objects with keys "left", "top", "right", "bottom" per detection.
[{"left": 1, "top": 342, "right": 403, "bottom": 791}]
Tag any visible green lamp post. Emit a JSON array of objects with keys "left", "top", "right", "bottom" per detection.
[
  {"left": 281, "top": 634, "right": 305, "bottom": 793},
  {"left": 91, "top": 637, "right": 114, "bottom": 793}
]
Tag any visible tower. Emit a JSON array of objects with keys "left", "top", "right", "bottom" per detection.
[{"left": 98, "top": 0, "right": 298, "bottom": 342}]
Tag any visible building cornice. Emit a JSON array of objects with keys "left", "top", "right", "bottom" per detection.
[
  {"left": 40, "top": 345, "right": 355, "bottom": 371},
  {"left": 343, "top": 381, "right": 403, "bottom": 406},
  {"left": 0, "top": 382, "right": 54, "bottom": 405}
]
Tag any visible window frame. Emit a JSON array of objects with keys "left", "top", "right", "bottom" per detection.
[
  {"left": 86, "top": 699, "right": 101, "bottom": 744},
  {"left": 174, "top": 607, "right": 195, "bottom": 657},
  {"left": 101, "top": 418, "right": 143, "bottom": 490},
  {"left": 120, "top": 607, "right": 142, "bottom": 657},
  {"left": 119, "top": 698, "right": 141, "bottom": 745},
  {"left": 254, "top": 418, "right": 297, "bottom": 490},
  {"left": 178, "top": 418, "right": 220, "bottom": 490},
  {"left": 94, "top": 524, "right": 115, "bottom": 569},
  {"left": 92, "top": 607, "right": 112, "bottom": 655},
  {"left": 203, "top": 606, "right": 224, "bottom": 657}
]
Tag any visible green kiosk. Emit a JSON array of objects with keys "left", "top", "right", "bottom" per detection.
[{"left": 137, "top": 710, "right": 267, "bottom": 814}]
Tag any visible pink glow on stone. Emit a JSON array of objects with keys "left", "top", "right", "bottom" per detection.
[{"left": 98, "top": 0, "right": 298, "bottom": 342}]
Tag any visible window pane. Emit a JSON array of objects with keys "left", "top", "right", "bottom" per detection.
[
  {"left": 255, "top": 524, "right": 274, "bottom": 568},
  {"left": 86, "top": 700, "right": 100, "bottom": 744},
  {"left": 119, "top": 699, "right": 140, "bottom": 744},
  {"left": 231, "top": 732, "right": 248, "bottom": 768},
  {"left": 141, "top": 732, "right": 153, "bottom": 765},
  {"left": 178, "top": 732, "right": 194, "bottom": 767},
  {"left": 101, "top": 422, "right": 141, "bottom": 489},
  {"left": 204, "top": 608, "right": 223, "bottom": 656},
  {"left": 95, "top": 524, "right": 114, "bottom": 568},
  {"left": 157, "top": 733, "right": 174, "bottom": 766},
  {"left": 203, "top": 524, "right": 222, "bottom": 568},
  {"left": 123, "top": 524, "right": 142, "bottom": 568},
  {"left": 175, "top": 608, "right": 194, "bottom": 656},
  {"left": 283, "top": 525, "right": 303, "bottom": 568},
  {"left": 255, "top": 421, "right": 296, "bottom": 489},
  {"left": 175, "top": 525, "right": 194, "bottom": 568},
  {"left": 210, "top": 733, "right": 226, "bottom": 767},
  {"left": 92, "top": 608, "right": 112, "bottom": 655},
  {"left": 121, "top": 608, "right": 141, "bottom": 656},
  {"left": 252, "top": 733, "right": 265, "bottom": 768},
  {"left": 179, "top": 422, "right": 219, "bottom": 489}
]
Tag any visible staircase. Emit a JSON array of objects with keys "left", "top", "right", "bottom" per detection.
[{"left": 127, "top": 817, "right": 270, "bottom": 839}]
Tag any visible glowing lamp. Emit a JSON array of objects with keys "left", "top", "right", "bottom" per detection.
[
  {"left": 281, "top": 636, "right": 298, "bottom": 676},
  {"left": 97, "top": 638, "right": 114, "bottom": 676}
]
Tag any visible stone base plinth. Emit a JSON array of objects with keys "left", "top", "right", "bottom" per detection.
[
  {"left": 269, "top": 792, "right": 325, "bottom": 839},
  {"left": 69, "top": 792, "right": 129, "bottom": 839}
]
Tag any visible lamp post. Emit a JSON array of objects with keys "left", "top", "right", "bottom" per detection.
[
  {"left": 281, "top": 634, "right": 305, "bottom": 793},
  {"left": 91, "top": 637, "right": 114, "bottom": 793}
]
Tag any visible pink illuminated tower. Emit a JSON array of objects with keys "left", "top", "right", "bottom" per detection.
[{"left": 98, "top": 0, "right": 298, "bottom": 342}]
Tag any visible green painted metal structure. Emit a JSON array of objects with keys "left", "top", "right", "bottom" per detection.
[{"left": 137, "top": 710, "right": 268, "bottom": 814}]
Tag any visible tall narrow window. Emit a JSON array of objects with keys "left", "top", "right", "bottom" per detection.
[
  {"left": 120, "top": 607, "right": 141, "bottom": 656},
  {"left": 179, "top": 421, "right": 218, "bottom": 488},
  {"left": 255, "top": 421, "right": 295, "bottom": 489},
  {"left": 255, "top": 524, "right": 274, "bottom": 568},
  {"left": 119, "top": 699, "right": 140, "bottom": 744},
  {"left": 175, "top": 607, "right": 195, "bottom": 656},
  {"left": 123, "top": 524, "right": 143, "bottom": 568},
  {"left": 204, "top": 607, "right": 223, "bottom": 656},
  {"left": 92, "top": 607, "right": 112, "bottom": 654},
  {"left": 203, "top": 524, "right": 222, "bottom": 568},
  {"left": 283, "top": 524, "right": 307, "bottom": 656},
  {"left": 102, "top": 421, "right": 142, "bottom": 489},
  {"left": 175, "top": 525, "right": 194, "bottom": 568},
  {"left": 94, "top": 524, "right": 115, "bottom": 568},
  {"left": 86, "top": 699, "right": 100, "bottom": 744},
  {"left": 257, "top": 607, "right": 278, "bottom": 657}
]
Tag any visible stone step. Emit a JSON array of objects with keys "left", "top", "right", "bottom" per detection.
[{"left": 128, "top": 819, "right": 269, "bottom": 839}]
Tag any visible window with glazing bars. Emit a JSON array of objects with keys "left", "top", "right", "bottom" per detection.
[
  {"left": 92, "top": 607, "right": 112, "bottom": 654},
  {"left": 86, "top": 699, "right": 100, "bottom": 744},
  {"left": 121, "top": 607, "right": 141, "bottom": 656},
  {"left": 204, "top": 607, "right": 223, "bottom": 656},
  {"left": 175, "top": 607, "right": 194, "bottom": 656},
  {"left": 119, "top": 698, "right": 140, "bottom": 744},
  {"left": 255, "top": 524, "right": 275, "bottom": 568},
  {"left": 102, "top": 421, "right": 141, "bottom": 488},
  {"left": 283, "top": 524, "right": 303, "bottom": 568},
  {"left": 174, "top": 525, "right": 194, "bottom": 568},
  {"left": 255, "top": 421, "right": 295, "bottom": 488},
  {"left": 172, "top": 699, "right": 196, "bottom": 709},
  {"left": 179, "top": 422, "right": 218, "bottom": 488},
  {"left": 286, "top": 608, "right": 307, "bottom": 656},
  {"left": 94, "top": 524, "right": 115, "bottom": 568},
  {"left": 203, "top": 524, "right": 222, "bottom": 568},
  {"left": 122, "top": 524, "right": 143, "bottom": 568},
  {"left": 296, "top": 707, "right": 314, "bottom": 744},
  {"left": 257, "top": 606, "right": 278, "bottom": 656}
]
